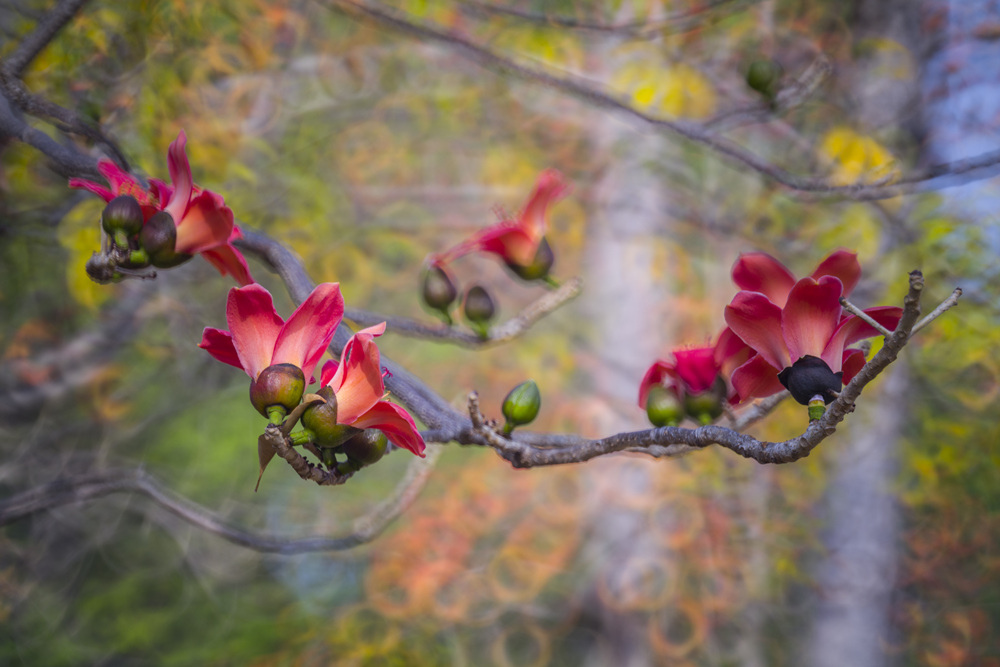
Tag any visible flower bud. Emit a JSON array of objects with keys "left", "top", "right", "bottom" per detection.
[
  {"left": 505, "top": 237, "right": 555, "bottom": 281},
  {"left": 463, "top": 285, "right": 495, "bottom": 324},
  {"left": 301, "top": 386, "right": 360, "bottom": 448},
  {"left": 249, "top": 363, "right": 305, "bottom": 418},
  {"left": 683, "top": 376, "right": 727, "bottom": 425},
  {"left": 139, "top": 211, "right": 193, "bottom": 268},
  {"left": 102, "top": 195, "right": 144, "bottom": 237},
  {"left": 777, "top": 355, "right": 843, "bottom": 405},
  {"left": 502, "top": 379, "right": 541, "bottom": 434},
  {"left": 341, "top": 429, "right": 389, "bottom": 468},
  {"left": 646, "top": 385, "right": 683, "bottom": 427},
  {"left": 746, "top": 59, "right": 783, "bottom": 100},
  {"left": 422, "top": 265, "right": 458, "bottom": 311}
]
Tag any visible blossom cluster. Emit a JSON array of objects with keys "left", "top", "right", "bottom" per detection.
[
  {"left": 639, "top": 250, "right": 903, "bottom": 424},
  {"left": 70, "top": 133, "right": 426, "bottom": 478}
]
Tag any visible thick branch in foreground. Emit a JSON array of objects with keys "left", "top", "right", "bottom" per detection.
[
  {"left": 453, "top": 272, "right": 959, "bottom": 466},
  {"left": 0, "top": 447, "right": 441, "bottom": 553}
]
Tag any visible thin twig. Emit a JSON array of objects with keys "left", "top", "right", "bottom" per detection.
[
  {"left": 6, "top": 0, "right": 93, "bottom": 77},
  {"left": 911, "top": 287, "right": 963, "bottom": 335},
  {"left": 840, "top": 297, "right": 893, "bottom": 336}
]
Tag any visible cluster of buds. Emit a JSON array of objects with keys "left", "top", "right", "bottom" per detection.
[{"left": 420, "top": 170, "right": 571, "bottom": 333}]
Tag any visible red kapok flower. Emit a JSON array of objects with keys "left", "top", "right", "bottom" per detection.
[
  {"left": 638, "top": 328, "right": 750, "bottom": 408},
  {"left": 199, "top": 282, "right": 344, "bottom": 383},
  {"left": 731, "top": 249, "right": 861, "bottom": 308},
  {"left": 70, "top": 131, "right": 254, "bottom": 286},
  {"left": 724, "top": 275, "right": 902, "bottom": 404},
  {"left": 318, "top": 324, "right": 426, "bottom": 457},
  {"left": 431, "top": 169, "right": 571, "bottom": 280}
]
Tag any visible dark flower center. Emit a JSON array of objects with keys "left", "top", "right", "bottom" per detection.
[{"left": 777, "top": 355, "right": 843, "bottom": 405}]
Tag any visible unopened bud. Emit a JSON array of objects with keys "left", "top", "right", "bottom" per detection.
[
  {"left": 463, "top": 285, "right": 495, "bottom": 325},
  {"left": 341, "top": 429, "right": 389, "bottom": 467},
  {"left": 422, "top": 265, "right": 458, "bottom": 311},
  {"left": 502, "top": 379, "right": 541, "bottom": 435},
  {"left": 102, "top": 195, "right": 144, "bottom": 237},
  {"left": 301, "top": 386, "right": 359, "bottom": 448},
  {"left": 249, "top": 363, "right": 305, "bottom": 419},
  {"left": 505, "top": 237, "right": 555, "bottom": 281},
  {"left": 139, "top": 211, "right": 192, "bottom": 268},
  {"left": 746, "top": 59, "right": 783, "bottom": 100},
  {"left": 646, "top": 385, "right": 683, "bottom": 427}
]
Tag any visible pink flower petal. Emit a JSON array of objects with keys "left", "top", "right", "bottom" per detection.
[
  {"left": 821, "top": 306, "right": 902, "bottom": 372},
  {"left": 198, "top": 328, "right": 243, "bottom": 370},
  {"left": 272, "top": 283, "right": 345, "bottom": 383},
  {"left": 811, "top": 249, "right": 861, "bottom": 297},
  {"left": 475, "top": 225, "right": 536, "bottom": 266},
  {"left": 730, "top": 354, "right": 786, "bottom": 403},
  {"left": 724, "top": 291, "right": 790, "bottom": 371},
  {"left": 328, "top": 327, "right": 386, "bottom": 423},
  {"left": 200, "top": 244, "right": 254, "bottom": 287},
  {"left": 518, "top": 168, "right": 570, "bottom": 242},
  {"left": 781, "top": 276, "right": 844, "bottom": 362},
  {"left": 320, "top": 359, "right": 339, "bottom": 388},
  {"left": 68, "top": 177, "right": 114, "bottom": 202},
  {"left": 172, "top": 190, "right": 234, "bottom": 254},
  {"left": 731, "top": 253, "right": 797, "bottom": 307},
  {"left": 841, "top": 348, "right": 867, "bottom": 384},
  {"left": 638, "top": 359, "right": 679, "bottom": 408},
  {"left": 350, "top": 401, "right": 426, "bottom": 457},
  {"left": 226, "top": 284, "right": 285, "bottom": 380},
  {"left": 163, "top": 131, "right": 194, "bottom": 223},
  {"left": 672, "top": 346, "right": 719, "bottom": 394}
]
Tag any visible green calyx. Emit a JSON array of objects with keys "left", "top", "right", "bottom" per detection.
[
  {"left": 505, "top": 237, "right": 555, "bottom": 282},
  {"left": 300, "top": 387, "right": 361, "bottom": 449},
  {"left": 646, "top": 385, "right": 683, "bottom": 427},
  {"left": 746, "top": 59, "right": 783, "bottom": 100},
  {"left": 683, "top": 377, "right": 727, "bottom": 425},
  {"left": 502, "top": 379, "right": 541, "bottom": 435},
  {"left": 422, "top": 265, "right": 458, "bottom": 312},
  {"left": 139, "top": 211, "right": 193, "bottom": 268},
  {"left": 342, "top": 429, "right": 389, "bottom": 467},
  {"left": 807, "top": 396, "right": 826, "bottom": 421},
  {"left": 250, "top": 363, "right": 306, "bottom": 419}
]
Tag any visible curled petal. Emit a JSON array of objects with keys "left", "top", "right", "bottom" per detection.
[
  {"left": 227, "top": 284, "right": 285, "bottom": 379},
  {"left": 781, "top": 276, "right": 844, "bottom": 362},
  {"left": 730, "top": 354, "right": 786, "bottom": 403},
  {"left": 68, "top": 177, "right": 114, "bottom": 202},
  {"left": 725, "top": 291, "right": 790, "bottom": 371},
  {"left": 200, "top": 244, "right": 254, "bottom": 287},
  {"left": 731, "top": 253, "right": 797, "bottom": 307},
  {"left": 518, "top": 169, "right": 571, "bottom": 244},
  {"left": 198, "top": 328, "right": 242, "bottom": 370},
  {"left": 163, "top": 131, "right": 193, "bottom": 223},
  {"left": 272, "top": 283, "right": 345, "bottom": 383},
  {"left": 811, "top": 249, "right": 861, "bottom": 297},
  {"left": 172, "top": 190, "right": 235, "bottom": 254},
  {"left": 638, "top": 359, "right": 679, "bottom": 408},
  {"left": 329, "top": 326, "right": 387, "bottom": 423},
  {"left": 350, "top": 402, "right": 426, "bottom": 457},
  {"left": 320, "top": 358, "right": 339, "bottom": 388}
]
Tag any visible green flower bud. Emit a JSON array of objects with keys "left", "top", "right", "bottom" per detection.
[
  {"left": 422, "top": 265, "right": 458, "bottom": 311},
  {"left": 746, "top": 59, "right": 784, "bottom": 100},
  {"left": 463, "top": 285, "right": 495, "bottom": 324},
  {"left": 102, "top": 195, "right": 144, "bottom": 237},
  {"left": 646, "top": 385, "right": 683, "bottom": 427},
  {"left": 505, "top": 237, "right": 555, "bottom": 281},
  {"left": 341, "top": 429, "right": 389, "bottom": 468},
  {"left": 249, "top": 363, "right": 305, "bottom": 419},
  {"left": 301, "top": 386, "right": 362, "bottom": 449},
  {"left": 139, "top": 211, "right": 193, "bottom": 268},
  {"left": 502, "top": 379, "right": 541, "bottom": 435},
  {"left": 683, "top": 376, "right": 727, "bottom": 425}
]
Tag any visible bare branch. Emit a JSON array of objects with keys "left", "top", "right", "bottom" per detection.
[
  {"left": 0, "top": 449, "right": 439, "bottom": 553},
  {"left": 911, "top": 287, "right": 962, "bottom": 335},
  {"left": 321, "top": 0, "right": 1000, "bottom": 200},
  {"left": 840, "top": 297, "right": 893, "bottom": 337},
  {"left": 5, "top": 0, "right": 92, "bottom": 77},
  {"left": 344, "top": 277, "right": 582, "bottom": 347}
]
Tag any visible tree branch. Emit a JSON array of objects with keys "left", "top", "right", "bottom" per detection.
[
  {"left": 321, "top": 0, "right": 1000, "bottom": 201},
  {"left": 5, "top": 0, "right": 93, "bottom": 77}
]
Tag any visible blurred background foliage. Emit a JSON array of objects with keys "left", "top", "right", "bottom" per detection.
[{"left": 1, "top": 0, "right": 999, "bottom": 664}]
